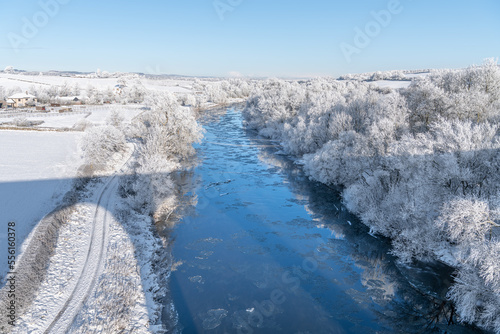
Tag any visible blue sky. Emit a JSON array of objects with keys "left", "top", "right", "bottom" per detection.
[{"left": 0, "top": 0, "right": 499, "bottom": 77}]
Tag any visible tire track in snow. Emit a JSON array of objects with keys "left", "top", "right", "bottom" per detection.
[
  {"left": 42, "top": 145, "right": 135, "bottom": 334},
  {"left": 43, "top": 176, "right": 117, "bottom": 334}
]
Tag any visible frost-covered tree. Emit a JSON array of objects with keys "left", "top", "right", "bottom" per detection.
[
  {"left": 242, "top": 61, "right": 500, "bottom": 333},
  {"left": 107, "top": 109, "right": 124, "bottom": 128},
  {"left": 126, "top": 81, "right": 146, "bottom": 103},
  {"left": 72, "top": 82, "right": 81, "bottom": 96},
  {"left": 123, "top": 91, "right": 203, "bottom": 221},
  {"left": 86, "top": 85, "right": 102, "bottom": 104},
  {"left": 137, "top": 92, "right": 204, "bottom": 161},
  {"left": 60, "top": 81, "right": 71, "bottom": 97},
  {"left": 82, "top": 125, "right": 127, "bottom": 168},
  {"left": 437, "top": 197, "right": 497, "bottom": 248}
]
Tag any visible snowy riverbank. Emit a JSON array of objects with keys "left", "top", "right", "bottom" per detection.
[
  {"left": 242, "top": 60, "right": 500, "bottom": 333},
  {"left": 0, "top": 90, "right": 204, "bottom": 332}
]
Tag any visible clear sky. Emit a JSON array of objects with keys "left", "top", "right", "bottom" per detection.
[{"left": 0, "top": 0, "right": 499, "bottom": 77}]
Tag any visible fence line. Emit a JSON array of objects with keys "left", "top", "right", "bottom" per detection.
[{"left": 0, "top": 111, "right": 91, "bottom": 119}]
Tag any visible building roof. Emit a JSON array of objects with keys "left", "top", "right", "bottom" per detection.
[
  {"left": 6, "top": 99, "right": 15, "bottom": 103},
  {"left": 59, "top": 96, "right": 81, "bottom": 101},
  {"left": 9, "top": 93, "right": 36, "bottom": 99}
]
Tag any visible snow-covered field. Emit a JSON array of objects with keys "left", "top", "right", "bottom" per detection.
[
  {"left": 0, "top": 105, "right": 144, "bottom": 130},
  {"left": 0, "top": 73, "right": 196, "bottom": 95},
  {"left": 0, "top": 132, "right": 168, "bottom": 333},
  {"left": 83, "top": 105, "right": 144, "bottom": 125},
  {"left": 0, "top": 71, "right": 211, "bottom": 333},
  {"left": 370, "top": 80, "right": 411, "bottom": 89},
  {"left": 10, "top": 144, "right": 162, "bottom": 333},
  {"left": 0, "top": 130, "right": 83, "bottom": 281}
]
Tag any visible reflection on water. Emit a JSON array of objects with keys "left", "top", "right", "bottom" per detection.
[{"left": 161, "top": 107, "right": 483, "bottom": 333}]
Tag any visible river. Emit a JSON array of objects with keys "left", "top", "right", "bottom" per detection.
[{"left": 160, "top": 106, "right": 483, "bottom": 333}]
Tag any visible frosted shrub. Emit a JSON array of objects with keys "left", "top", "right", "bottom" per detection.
[
  {"left": 448, "top": 260, "right": 500, "bottom": 333},
  {"left": 82, "top": 125, "right": 127, "bottom": 167},
  {"left": 404, "top": 58, "right": 500, "bottom": 130},
  {"left": 73, "top": 118, "right": 92, "bottom": 131},
  {"left": 130, "top": 157, "right": 177, "bottom": 219},
  {"left": 243, "top": 60, "right": 500, "bottom": 333},
  {"left": 12, "top": 117, "right": 28, "bottom": 127},
  {"left": 107, "top": 109, "right": 124, "bottom": 128},
  {"left": 125, "top": 91, "right": 203, "bottom": 220},
  {"left": 140, "top": 92, "right": 204, "bottom": 161},
  {"left": 204, "top": 82, "right": 228, "bottom": 104},
  {"left": 243, "top": 79, "right": 307, "bottom": 139},
  {"left": 438, "top": 197, "right": 493, "bottom": 247}
]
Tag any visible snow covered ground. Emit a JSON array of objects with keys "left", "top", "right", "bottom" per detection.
[
  {"left": 10, "top": 144, "right": 159, "bottom": 333},
  {"left": 1, "top": 139, "right": 168, "bottom": 333},
  {"left": 0, "top": 105, "right": 144, "bottom": 130},
  {"left": 0, "top": 102, "right": 179, "bottom": 333},
  {"left": 27, "top": 113, "right": 89, "bottom": 129},
  {"left": 370, "top": 80, "right": 412, "bottom": 89},
  {"left": 0, "top": 72, "right": 197, "bottom": 98},
  {"left": 0, "top": 72, "right": 203, "bottom": 332},
  {"left": 404, "top": 72, "right": 430, "bottom": 79},
  {"left": 82, "top": 105, "right": 144, "bottom": 125},
  {"left": 0, "top": 131, "right": 83, "bottom": 281}
]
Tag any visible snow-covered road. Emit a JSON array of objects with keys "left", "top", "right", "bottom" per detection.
[
  {"left": 8, "top": 144, "right": 137, "bottom": 334},
  {"left": 43, "top": 176, "right": 118, "bottom": 333}
]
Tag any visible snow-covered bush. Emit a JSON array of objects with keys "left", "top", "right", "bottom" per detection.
[
  {"left": 73, "top": 118, "right": 92, "bottom": 131},
  {"left": 81, "top": 125, "right": 127, "bottom": 168},
  {"left": 403, "top": 58, "right": 500, "bottom": 132},
  {"left": 85, "top": 85, "right": 104, "bottom": 105},
  {"left": 139, "top": 92, "right": 204, "bottom": 161},
  {"left": 12, "top": 117, "right": 36, "bottom": 127},
  {"left": 438, "top": 197, "right": 498, "bottom": 252},
  {"left": 123, "top": 91, "right": 203, "bottom": 219},
  {"left": 243, "top": 59, "right": 500, "bottom": 333},
  {"left": 205, "top": 82, "right": 228, "bottom": 104},
  {"left": 338, "top": 69, "right": 408, "bottom": 81},
  {"left": 178, "top": 93, "right": 197, "bottom": 107},
  {"left": 107, "top": 109, "right": 124, "bottom": 128}
]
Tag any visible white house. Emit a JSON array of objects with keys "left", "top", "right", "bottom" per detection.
[{"left": 8, "top": 92, "right": 37, "bottom": 108}]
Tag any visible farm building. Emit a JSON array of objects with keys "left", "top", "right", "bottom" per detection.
[
  {"left": 8, "top": 92, "right": 37, "bottom": 108},
  {"left": 58, "top": 96, "right": 82, "bottom": 105}
]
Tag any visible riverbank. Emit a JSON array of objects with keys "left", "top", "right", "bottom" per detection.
[
  {"left": 164, "top": 106, "right": 481, "bottom": 333},
  {"left": 0, "top": 95, "right": 204, "bottom": 333},
  {"left": 241, "top": 63, "right": 500, "bottom": 333}
]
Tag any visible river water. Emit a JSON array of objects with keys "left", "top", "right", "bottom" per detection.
[{"left": 161, "top": 106, "right": 482, "bottom": 333}]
